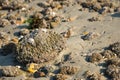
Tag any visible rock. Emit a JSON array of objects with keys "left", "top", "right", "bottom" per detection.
[
  {"left": 30, "top": 17, "right": 48, "bottom": 29},
  {"left": 84, "top": 71, "right": 105, "bottom": 80},
  {"left": 89, "top": 53, "right": 103, "bottom": 63},
  {"left": 82, "top": 32, "right": 100, "bottom": 40},
  {"left": 0, "top": 32, "right": 10, "bottom": 47},
  {"left": 100, "top": 50, "right": 117, "bottom": 59},
  {"left": 55, "top": 74, "right": 69, "bottom": 80},
  {"left": 16, "top": 29, "right": 65, "bottom": 64},
  {"left": 0, "top": 66, "right": 24, "bottom": 77},
  {"left": 106, "top": 58, "right": 120, "bottom": 66},
  {"left": 109, "top": 42, "right": 120, "bottom": 57},
  {"left": 20, "top": 28, "right": 30, "bottom": 35},
  {"left": 0, "top": 0, "right": 27, "bottom": 10},
  {"left": 106, "top": 64, "right": 120, "bottom": 79},
  {"left": 0, "top": 19, "right": 11, "bottom": 27},
  {"left": 60, "top": 66, "right": 79, "bottom": 75}
]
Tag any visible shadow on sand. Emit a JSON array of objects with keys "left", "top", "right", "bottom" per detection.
[{"left": 111, "top": 12, "right": 120, "bottom": 17}]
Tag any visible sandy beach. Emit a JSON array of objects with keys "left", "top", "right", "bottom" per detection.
[{"left": 0, "top": 0, "right": 120, "bottom": 80}]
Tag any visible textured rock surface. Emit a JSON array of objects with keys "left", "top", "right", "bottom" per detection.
[
  {"left": 0, "top": 66, "right": 24, "bottom": 77},
  {"left": 109, "top": 42, "right": 120, "bottom": 57},
  {"left": 60, "top": 66, "right": 79, "bottom": 75},
  {"left": 16, "top": 29, "right": 65, "bottom": 64}
]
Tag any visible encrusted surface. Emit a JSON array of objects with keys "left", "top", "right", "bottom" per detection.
[{"left": 16, "top": 29, "right": 65, "bottom": 64}]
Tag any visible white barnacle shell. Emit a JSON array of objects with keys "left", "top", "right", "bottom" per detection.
[{"left": 28, "top": 38, "right": 35, "bottom": 46}]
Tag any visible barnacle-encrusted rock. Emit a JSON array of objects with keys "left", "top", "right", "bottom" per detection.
[
  {"left": 60, "top": 66, "right": 79, "bottom": 75},
  {"left": 0, "top": 66, "right": 24, "bottom": 77},
  {"left": 100, "top": 50, "right": 116, "bottom": 59},
  {"left": 109, "top": 42, "right": 120, "bottom": 57},
  {"left": 16, "top": 29, "right": 65, "bottom": 64},
  {"left": 0, "top": 31, "right": 10, "bottom": 48},
  {"left": 106, "top": 58, "right": 120, "bottom": 66},
  {"left": 84, "top": 71, "right": 105, "bottom": 80},
  {"left": 106, "top": 64, "right": 120, "bottom": 79},
  {"left": 89, "top": 53, "right": 103, "bottom": 63},
  {"left": 0, "top": 0, "right": 26, "bottom": 10},
  {"left": 0, "top": 19, "right": 11, "bottom": 27},
  {"left": 55, "top": 74, "right": 69, "bottom": 80},
  {"left": 30, "top": 17, "right": 48, "bottom": 29}
]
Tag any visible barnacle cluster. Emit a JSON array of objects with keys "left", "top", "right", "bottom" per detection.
[{"left": 16, "top": 29, "right": 65, "bottom": 64}]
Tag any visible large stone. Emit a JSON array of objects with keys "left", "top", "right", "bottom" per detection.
[{"left": 16, "top": 29, "right": 65, "bottom": 64}]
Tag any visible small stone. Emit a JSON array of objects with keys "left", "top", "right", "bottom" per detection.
[
  {"left": 39, "top": 72, "right": 46, "bottom": 77},
  {"left": 0, "top": 19, "right": 11, "bottom": 27},
  {"left": 89, "top": 53, "right": 103, "bottom": 63},
  {"left": 60, "top": 66, "right": 79, "bottom": 75}
]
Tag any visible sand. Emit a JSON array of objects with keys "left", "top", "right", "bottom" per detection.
[{"left": 0, "top": 0, "right": 120, "bottom": 80}]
